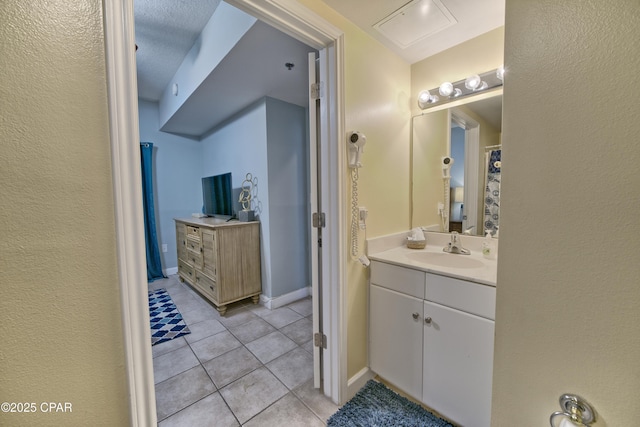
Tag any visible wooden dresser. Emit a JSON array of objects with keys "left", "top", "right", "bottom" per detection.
[{"left": 175, "top": 217, "right": 261, "bottom": 315}]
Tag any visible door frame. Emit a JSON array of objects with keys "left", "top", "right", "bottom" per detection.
[
  {"left": 103, "top": 0, "right": 346, "bottom": 424},
  {"left": 451, "top": 109, "right": 480, "bottom": 233}
]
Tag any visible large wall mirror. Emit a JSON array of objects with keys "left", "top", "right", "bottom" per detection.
[{"left": 411, "top": 90, "right": 502, "bottom": 237}]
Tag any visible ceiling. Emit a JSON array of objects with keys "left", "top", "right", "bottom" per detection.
[
  {"left": 321, "top": 0, "right": 505, "bottom": 64},
  {"left": 135, "top": 0, "right": 221, "bottom": 102},
  {"left": 134, "top": 0, "right": 504, "bottom": 136},
  {"left": 135, "top": 0, "right": 315, "bottom": 138}
]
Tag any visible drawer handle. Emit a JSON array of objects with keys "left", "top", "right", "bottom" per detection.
[
  {"left": 412, "top": 312, "right": 419, "bottom": 320},
  {"left": 424, "top": 317, "right": 432, "bottom": 324}
]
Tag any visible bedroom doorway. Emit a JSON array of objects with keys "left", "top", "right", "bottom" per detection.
[{"left": 103, "top": 1, "right": 346, "bottom": 424}]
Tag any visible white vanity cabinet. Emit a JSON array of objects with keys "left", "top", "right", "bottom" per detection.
[{"left": 369, "top": 260, "right": 495, "bottom": 427}]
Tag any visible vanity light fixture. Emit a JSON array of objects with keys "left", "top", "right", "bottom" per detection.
[{"left": 417, "top": 67, "right": 504, "bottom": 110}]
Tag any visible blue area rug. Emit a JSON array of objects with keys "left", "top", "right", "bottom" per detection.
[
  {"left": 148, "top": 288, "right": 190, "bottom": 346},
  {"left": 327, "top": 380, "right": 453, "bottom": 427}
]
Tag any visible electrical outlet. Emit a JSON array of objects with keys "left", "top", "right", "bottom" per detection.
[{"left": 162, "top": 244, "right": 168, "bottom": 253}]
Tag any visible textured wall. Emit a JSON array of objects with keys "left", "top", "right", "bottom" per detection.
[
  {"left": 492, "top": 1, "right": 640, "bottom": 425},
  {"left": 0, "top": 1, "right": 129, "bottom": 425}
]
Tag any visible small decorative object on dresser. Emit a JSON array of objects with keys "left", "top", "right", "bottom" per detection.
[
  {"left": 175, "top": 217, "right": 261, "bottom": 315},
  {"left": 238, "top": 172, "right": 257, "bottom": 222}
]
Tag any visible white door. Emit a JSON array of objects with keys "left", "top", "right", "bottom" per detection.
[{"left": 308, "top": 51, "right": 322, "bottom": 388}]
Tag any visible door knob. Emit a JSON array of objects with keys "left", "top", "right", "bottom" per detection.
[
  {"left": 412, "top": 312, "right": 420, "bottom": 320},
  {"left": 424, "top": 317, "right": 432, "bottom": 324}
]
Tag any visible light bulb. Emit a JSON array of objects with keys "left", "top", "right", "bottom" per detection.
[
  {"left": 418, "top": 90, "right": 431, "bottom": 103},
  {"left": 439, "top": 82, "right": 454, "bottom": 97},
  {"left": 465, "top": 74, "right": 481, "bottom": 90},
  {"left": 417, "top": 90, "right": 438, "bottom": 108}
]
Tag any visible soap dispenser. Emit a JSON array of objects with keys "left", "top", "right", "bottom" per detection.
[{"left": 482, "top": 231, "right": 495, "bottom": 260}]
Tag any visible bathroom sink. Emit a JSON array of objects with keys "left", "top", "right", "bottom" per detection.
[{"left": 405, "top": 252, "right": 485, "bottom": 269}]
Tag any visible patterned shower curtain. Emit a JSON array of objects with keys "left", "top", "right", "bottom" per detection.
[
  {"left": 140, "top": 142, "right": 165, "bottom": 281},
  {"left": 483, "top": 149, "right": 501, "bottom": 236}
]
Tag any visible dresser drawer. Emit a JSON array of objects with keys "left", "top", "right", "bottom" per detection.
[
  {"left": 185, "top": 249, "right": 203, "bottom": 269},
  {"left": 178, "top": 259, "right": 195, "bottom": 283},
  {"left": 195, "top": 271, "right": 218, "bottom": 301},
  {"left": 426, "top": 273, "right": 496, "bottom": 320},
  {"left": 186, "top": 225, "right": 201, "bottom": 240},
  {"left": 186, "top": 236, "right": 202, "bottom": 253},
  {"left": 370, "top": 261, "right": 425, "bottom": 299}
]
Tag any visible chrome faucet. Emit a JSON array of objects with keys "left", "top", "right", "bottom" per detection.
[{"left": 443, "top": 231, "right": 471, "bottom": 255}]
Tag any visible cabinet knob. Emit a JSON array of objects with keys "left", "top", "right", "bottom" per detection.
[
  {"left": 424, "top": 317, "right": 432, "bottom": 324},
  {"left": 412, "top": 312, "right": 420, "bottom": 320}
]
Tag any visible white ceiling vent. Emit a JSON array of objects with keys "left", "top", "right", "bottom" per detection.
[{"left": 373, "top": 0, "right": 457, "bottom": 49}]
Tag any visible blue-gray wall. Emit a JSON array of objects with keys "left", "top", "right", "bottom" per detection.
[
  {"left": 138, "top": 99, "right": 202, "bottom": 271},
  {"left": 265, "top": 98, "right": 310, "bottom": 298}
]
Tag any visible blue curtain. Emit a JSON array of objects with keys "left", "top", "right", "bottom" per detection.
[{"left": 140, "top": 142, "right": 164, "bottom": 281}]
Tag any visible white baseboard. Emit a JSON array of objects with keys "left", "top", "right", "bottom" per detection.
[
  {"left": 261, "top": 286, "right": 311, "bottom": 310},
  {"left": 346, "top": 367, "right": 375, "bottom": 401},
  {"left": 164, "top": 267, "right": 178, "bottom": 276}
]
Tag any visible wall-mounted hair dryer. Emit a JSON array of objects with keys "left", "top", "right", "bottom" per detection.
[
  {"left": 348, "top": 131, "right": 366, "bottom": 168},
  {"left": 442, "top": 156, "right": 454, "bottom": 178}
]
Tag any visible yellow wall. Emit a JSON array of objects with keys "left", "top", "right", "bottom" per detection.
[
  {"left": 0, "top": 1, "right": 130, "bottom": 426},
  {"left": 492, "top": 1, "right": 640, "bottom": 425},
  {"left": 295, "top": 0, "right": 412, "bottom": 378}
]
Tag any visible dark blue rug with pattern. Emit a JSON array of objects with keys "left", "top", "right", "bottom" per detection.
[
  {"left": 327, "top": 380, "right": 454, "bottom": 427},
  {"left": 148, "top": 288, "right": 190, "bottom": 346}
]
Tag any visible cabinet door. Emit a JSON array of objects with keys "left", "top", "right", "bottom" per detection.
[
  {"left": 176, "top": 223, "right": 186, "bottom": 262},
  {"left": 423, "top": 301, "right": 494, "bottom": 427},
  {"left": 201, "top": 228, "right": 218, "bottom": 280},
  {"left": 370, "top": 284, "right": 424, "bottom": 400}
]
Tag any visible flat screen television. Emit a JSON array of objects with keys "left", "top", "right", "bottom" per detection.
[{"left": 202, "top": 172, "right": 234, "bottom": 217}]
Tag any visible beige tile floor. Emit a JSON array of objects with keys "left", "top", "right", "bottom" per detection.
[{"left": 149, "top": 275, "right": 339, "bottom": 426}]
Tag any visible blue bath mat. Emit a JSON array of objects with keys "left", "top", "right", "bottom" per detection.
[
  {"left": 148, "top": 288, "right": 190, "bottom": 346},
  {"left": 327, "top": 380, "right": 454, "bottom": 427}
]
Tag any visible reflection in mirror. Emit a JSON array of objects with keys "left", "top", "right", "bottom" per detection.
[{"left": 411, "top": 92, "right": 502, "bottom": 236}]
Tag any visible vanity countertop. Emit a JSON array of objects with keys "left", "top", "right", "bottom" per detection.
[{"left": 368, "top": 239, "right": 497, "bottom": 287}]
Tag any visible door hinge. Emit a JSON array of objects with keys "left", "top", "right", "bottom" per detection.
[
  {"left": 314, "top": 332, "right": 327, "bottom": 349},
  {"left": 310, "top": 82, "right": 323, "bottom": 100},
  {"left": 312, "top": 212, "right": 326, "bottom": 228}
]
